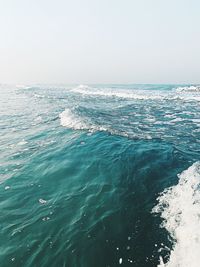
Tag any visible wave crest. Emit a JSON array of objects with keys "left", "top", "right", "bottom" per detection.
[
  {"left": 176, "top": 86, "right": 200, "bottom": 93},
  {"left": 71, "top": 85, "right": 200, "bottom": 102},
  {"left": 71, "top": 85, "right": 163, "bottom": 100},
  {"left": 59, "top": 109, "right": 90, "bottom": 130},
  {"left": 59, "top": 108, "right": 107, "bottom": 132}
]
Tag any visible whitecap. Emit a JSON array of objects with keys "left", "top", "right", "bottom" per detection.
[
  {"left": 71, "top": 85, "right": 163, "bottom": 100},
  {"left": 153, "top": 162, "right": 200, "bottom": 267},
  {"left": 176, "top": 86, "right": 200, "bottom": 93},
  {"left": 5, "top": 186, "right": 10, "bottom": 190},
  {"left": 59, "top": 109, "right": 89, "bottom": 130},
  {"left": 72, "top": 85, "right": 200, "bottom": 102},
  {"left": 170, "top": 117, "right": 184, "bottom": 123},
  {"left": 39, "top": 198, "right": 47, "bottom": 204},
  {"left": 17, "top": 140, "right": 28, "bottom": 146},
  {"left": 59, "top": 108, "right": 108, "bottom": 132}
]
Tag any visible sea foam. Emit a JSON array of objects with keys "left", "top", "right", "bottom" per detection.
[
  {"left": 72, "top": 85, "right": 200, "bottom": 102},
  {"left": 72, "top": 85, "right": 163, "bottom": 100},
  {"left": 59, "top": 108, "right": 107, "bottom": 132},
  {"left": 59, "top": 109, "right": 89, "bottom": 130},
  {"left": 176, "top": 86, "right": 200, "bottom": 92},
  {"left": 153, "top": 162, "right": 200, "bottom": 267}
]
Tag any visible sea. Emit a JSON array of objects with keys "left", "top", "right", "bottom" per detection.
[{"left": 0, "top": 84, "right": 200, "bottom": 267}]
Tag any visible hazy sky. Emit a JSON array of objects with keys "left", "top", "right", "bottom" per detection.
[{"left": 0, "top": 0, "right": 200, "bottom": 84}]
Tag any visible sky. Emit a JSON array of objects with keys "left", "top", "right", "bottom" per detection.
[{"left": 0, "top": 0, "right": 200, "bottom": 84}]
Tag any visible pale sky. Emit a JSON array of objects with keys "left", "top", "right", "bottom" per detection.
[{"left": 0, "top": 0, "right": 200, "bottom": 84}]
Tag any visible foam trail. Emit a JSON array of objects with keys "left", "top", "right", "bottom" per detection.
[{"left": 153, "top": 162, "right": 200, "bottom": 267}]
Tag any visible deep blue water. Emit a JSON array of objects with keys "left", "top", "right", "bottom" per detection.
[{"left": 0, "top": 84, "right": 200, "bottom": 267}]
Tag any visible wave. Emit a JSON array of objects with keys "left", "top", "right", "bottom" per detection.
[
  {"left": 59, "top": 109, "right": 90, "bottom": 130},
  {"left": 176, "top": 86, "right": 200, "bottom": 93},
  {"left": 71, "top": 85, "right": 200, "bottom": 102},
  {"left": 59, "top": 108, "right": 107, "bottom": 132},
  {"left": 59, "top": 108, "right": 154, "bottom": 139},
  {"left": 153, "top": 162, "right": 200, "bottom": 267},
  {"left": 71, "top": 85, "right": 163, "bottom": 100}
]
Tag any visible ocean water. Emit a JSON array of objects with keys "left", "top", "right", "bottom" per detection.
[{"left": 0, "top": 84, "right": 200, "bottom": 267}]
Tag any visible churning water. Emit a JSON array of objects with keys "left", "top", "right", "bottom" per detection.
[{"left": 0, "top": 84, "right": 200, "bottom": 267}]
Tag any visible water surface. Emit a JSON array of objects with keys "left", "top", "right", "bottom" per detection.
[{"left": 0, "top": 84, "right": 200, "bottom": 267}]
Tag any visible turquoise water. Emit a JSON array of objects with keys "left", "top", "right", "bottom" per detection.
[{"left": 0, "top": 84, "right": 200, "bottom": 267}]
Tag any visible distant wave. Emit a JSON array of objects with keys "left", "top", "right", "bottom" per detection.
[
  {"left": 16, "top": 85, "right": 32, "bottom": 89},
  {"left": 175, "top": 86, "right": 200, "bottom": 101},
  {"left": 71, "top": 85, "right": 200, "bottom": 102},
  {"left": 153, "top": 162, "right": 200, "bottom": 267},
  {"left": 72, "top": 85, "right": 163, "bottom": 100},
  {"left": 176, "top": 85, "right": 200, "bottom": 92}
]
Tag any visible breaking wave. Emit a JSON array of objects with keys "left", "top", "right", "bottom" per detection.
[
  {"left": 59, "top": 108, "right": 107, "bottom": 132},
  {"left": 71, "top": 85, "right": 200, "bottom": 102},
  {"left": 176, "top": 85, "right": 200, "bottom": 92},
  {"left": 72, "top": 85, "right": 163, "bottom": 100},
  {"left": 153, "top": 162, "right": 200, "bottom": 267},
  {"left": 59, "top": 109, "right": 90, "bottom": 130}
]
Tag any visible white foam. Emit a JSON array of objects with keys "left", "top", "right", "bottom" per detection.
[
  {"left": 59, "top": 108, "right": 108, "bottom": 133},
  {"left": 176, "top": 86, "right": 200, "bottom": 93},
  {"left": 174, "top": 86, "right": 200, "bottom": 102},
  {"left": 192, "top": 119, "right": 200, "bottom": 123},
  {"left": 59, "top": 109, "right": 90, "bottom": 130},
  {"left": 17, "top": 140, "right": 28, "bottom": 146},
  {"left": 72, "top": 85, "right": 200, "bottom": 102},
  {"left": 5, "top": 186, "right": 10, "bottom": 190},
  {"left": 153, "top": 162, "right": 200, "bottom": 267},
  {"left": 39, "top": 198, "right": 47, "bottom": 204},
  {"left": 170, "top": 117, "right": 184, "bottom": 123},
  {"left": 180, "top": 95, "right": 200, "bottom": 102},
  {"left": 72, "top": 84, "right": 91, "bottom": 91},
  {"left": 72, "top": 85, "right": 163, "bottom": 100}
]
